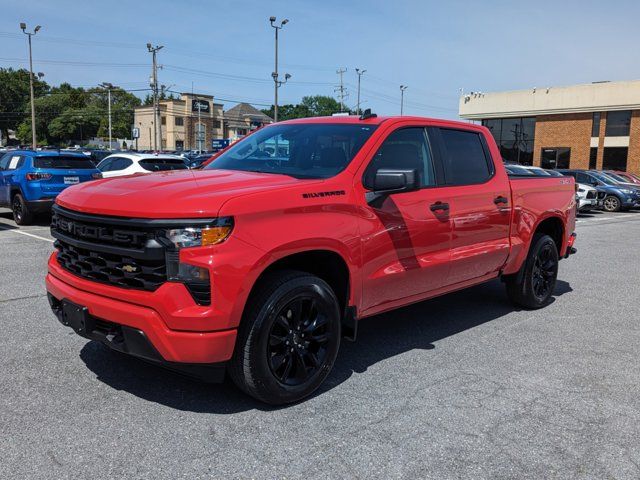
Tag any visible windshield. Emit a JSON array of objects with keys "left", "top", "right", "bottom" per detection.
[
  {"left": 591, "top": 171, "right": 621, "bottom": 185},
  {"left": 33, "top": 156, "right": 95, "bottom": 169},
  {"left": 205, "top": 123, "right": 377, "bottom": 179},
  {"left": 605, "top": 172, "right": 629, "bottom": 183}
]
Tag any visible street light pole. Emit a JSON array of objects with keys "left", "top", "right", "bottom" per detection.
[
  {"left": 20, "top": 22, "right": 41, "bottom": 150},
  {"left": 100, "top": 82, "right": 114, "bottom": 150},
  {"left": 355, "top": 68, "right": 366, "bottom": 116},
  {"left": 400, "top": 85, "right": 408, "bottom": 116},
  {"left": 270, "top": 17, "right": 290, "bottom": 122},
  {"left": 147, "top": 43, "right": 163, "bottom": 151}
]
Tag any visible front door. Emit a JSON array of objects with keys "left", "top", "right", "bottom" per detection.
[{"left": 359, "top": 127, "right": 452, "bottom": 314}]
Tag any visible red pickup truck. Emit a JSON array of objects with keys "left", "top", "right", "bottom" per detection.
[{"left": 46, "top": 114, "right": 577, "bottom": 404}]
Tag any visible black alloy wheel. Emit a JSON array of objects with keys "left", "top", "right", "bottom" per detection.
[
  {"left": 12, "top": 194, "right": 33, "bottom": 225},
  {"left": 267, "top": 296, "right": 331, "bottom": 386},
  {"left": 531, "top": 242, "right": 558, "bottom": 302},
  {"left": 229, "top": 270, "right": 342, "bottom": 405},
  {"left": 505, "top": 233, "right": 559, "bottom": 309}
]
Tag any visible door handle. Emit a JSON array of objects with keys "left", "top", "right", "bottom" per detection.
[
  {"left": 494, "top": 195, "right": 509, "bottom": 205},
  {"left": 430, "top": 201, "right": 449, "bottom": 212}
]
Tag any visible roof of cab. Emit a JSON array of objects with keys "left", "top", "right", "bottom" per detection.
[{"left": 277, "top": 114, "right": 480, "bottom": 131}]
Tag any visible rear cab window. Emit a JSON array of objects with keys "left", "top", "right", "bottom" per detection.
[
  {"left": 435, "top": 128, "right": 494, "bottom": 185},
  {"left": 139, "top": 158, "right": 188, "bottom": 172},
  {"left": 34, "top": 156, "right": 95, "bottom": 170}
]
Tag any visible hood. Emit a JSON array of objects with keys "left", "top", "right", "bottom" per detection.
[{"left": 56, "top": 169, "right": 303, "bottom": 218}]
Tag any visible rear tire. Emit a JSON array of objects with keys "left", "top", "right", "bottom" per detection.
[
  {"left": 229, "top": 270, "right": 341, "bottom": 405},
  {"left": 12, "top": 194, "right": 34, "bottom": 225},
  {"left": 505, "top": 234, "right": 559, "bottom": 309},
  {"left": 602, "top": 195, "right": 621, "bottom": 212}
]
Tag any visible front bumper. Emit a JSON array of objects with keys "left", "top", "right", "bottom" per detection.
[
  {"left": 578, "top": 198, "right": 597, "bottom": 211},
  {"left": 46, "top": 255, "right": 237, "bottom": 380}
]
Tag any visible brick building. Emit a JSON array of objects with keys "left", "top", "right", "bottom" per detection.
[
  {"left": 134, "top": 93, "right": 224, "bottom": 151},
  {"left": 458, "top": 80, "right": 640, "bottom": 174}
]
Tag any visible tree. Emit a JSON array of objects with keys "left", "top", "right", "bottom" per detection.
[
  {"left": 0, "top": 68, "right": 49, "bottom": 144},
  {"left": 261, "top": 95, "right": 347, "bottom": 121}
]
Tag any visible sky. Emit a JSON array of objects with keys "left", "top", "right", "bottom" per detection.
[{"left": 1, "top": 0, "right": 640, "bottom": 119}]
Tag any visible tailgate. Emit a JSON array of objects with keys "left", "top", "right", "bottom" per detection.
[{"left": 40, "top": 169, "right": 97, "bottom": 193}]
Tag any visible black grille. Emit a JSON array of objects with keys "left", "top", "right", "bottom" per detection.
[
  {"left": 586, "top": 190, "right": 596, "bottom": 199},
  {"left": 51, "top": 206, "right": 167, "bottom": 292},
  {"left": 54, "top": 240, "right": 166, "bottom": 291}
]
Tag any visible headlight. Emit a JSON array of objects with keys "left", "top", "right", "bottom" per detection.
[
  {"left": 620, "top": 189, "right": 634, "bottom": 194},
  {"left": 160, "top": 217, "right": 233, "bottom": 306},
  {"left": 577, "top": 188, "right": 585, "bottom": 193},
  {"left": 164, "top": 217, "right": 233, "bottom": 248}
]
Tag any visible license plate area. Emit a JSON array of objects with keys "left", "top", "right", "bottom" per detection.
[
  {"left": 64, "top": 176, "right": 79, "bottom": 185},
  {"left": 61, "top": 299, "right": 94, "bottom": 335}
]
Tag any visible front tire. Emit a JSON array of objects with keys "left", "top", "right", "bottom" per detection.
[
  {"left": 602, "top": 195, "right": 621, "bottom": 212},
  {"left": 12, "top": 194, "right": 34, "bottom": 225},
  {"left": 229, "top": 270, "right": 341, "bottom": 405},
  {"left": 505, "top": 234, "right": 559, "bottom": 309}
]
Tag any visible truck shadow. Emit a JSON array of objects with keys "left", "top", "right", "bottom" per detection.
[{"left": 79, "top": 278, "right": 572, "bottom": 413}]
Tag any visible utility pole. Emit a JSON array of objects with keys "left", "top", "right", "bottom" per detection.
[
  {"left": 147, "top": 43, "right": 163, "bottom": 151},
  {"left": 20, "top": 22, "right": 41, "bottom": 150},
  {"left": 400, "top": 85, "right": 408, "bottom": 115},
  {"left": 335, "top": 68, "right": 347, "bottom": 112},
  {"left": 270, "top": 16, "right": 290, "bottom": 122},
  {"left": 100, "top": 82, "right": 114, "bottom": 150},
  {"left": 355, "top": 68, "right": 366, "bottom": 116}
]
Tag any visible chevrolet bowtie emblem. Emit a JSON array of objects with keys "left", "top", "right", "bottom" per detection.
[{"left": 121, "top": 264, "right": 138, "bottom": 273}]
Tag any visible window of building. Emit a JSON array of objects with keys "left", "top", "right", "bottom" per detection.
[
  {"left": 591, "top": 112, "right": 601, "bottom": 137},
  {"left": 212, "top": 120, "right": 221, "bottom": 129},
  {"left": 161, "top": 116, "right": 166, "bottom": 126},
  {"left": 481, "top": 116, "right": 535, "bottom": 165},
  {"left": 541, "top": 147, "right": 571, "bottom": 169},
  {"left": 602, "top": 147, "right": 628, "bottom": 171},
  {"left": 175, "top": 117, "right": 184, "bottom": 126},
  {"left": 605, "top": 110, "right": 631, "bottom": 137},
  {"left": 439, "top": 128, "right": 492, "bottom": 185},
  {"left": 589, "top": 147, "right": 598, "bottom": 169}
]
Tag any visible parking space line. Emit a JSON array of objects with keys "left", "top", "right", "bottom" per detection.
[{"left": 0, "top": 226, "right": 54, "bottom": 243}]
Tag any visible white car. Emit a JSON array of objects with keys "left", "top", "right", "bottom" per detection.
[
  {"left": 96, "top": 153, "right": 188, "bottom": 178},
  {"left": 576, "top": 183, "right": 598, "bottom": 211}
]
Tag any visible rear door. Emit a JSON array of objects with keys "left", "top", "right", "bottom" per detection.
[
  {"left": 359, "top": 126, "right": 452, "bottom": 314},
  {"left": 428, "top": 127, "right": 511, "bottom": 285}
]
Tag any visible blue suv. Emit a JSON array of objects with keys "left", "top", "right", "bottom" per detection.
[{"left": 0, "top": 150, "right": 101, "bottom": 225}]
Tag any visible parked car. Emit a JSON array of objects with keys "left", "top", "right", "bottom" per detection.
[
  {"left": 0, "top": 150, "right": 101, "bottom": 224},
  {"left": 575, "top": 183, "right": 598, "bottom": 212},
  {"left": 559, "top": 169, "right": 640, "bottom": 212},
  {"left": 96, "top": 153, "right": 188, "bottom": 178},
  {"left": 47, "top": 115, "right": 577, "bottom": 404}
]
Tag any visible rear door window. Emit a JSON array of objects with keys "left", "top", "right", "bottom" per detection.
[
  {"left": 436, "top": 128, "right": 493, "bottom": 185},
  {"left": 138, "top": 158, "right": 188, "bottom": 172},
  {"left": 34, "top": 156, "right": 95, "bottom": 169}
]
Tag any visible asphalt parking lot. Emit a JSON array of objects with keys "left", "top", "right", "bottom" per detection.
[{"left": 2, "top": 208, "right": 640, "bottom": 479}]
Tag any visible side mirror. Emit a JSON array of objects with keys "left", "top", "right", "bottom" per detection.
[{"left": 365, "top": 168, "right": 418, "bottom": 205}]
